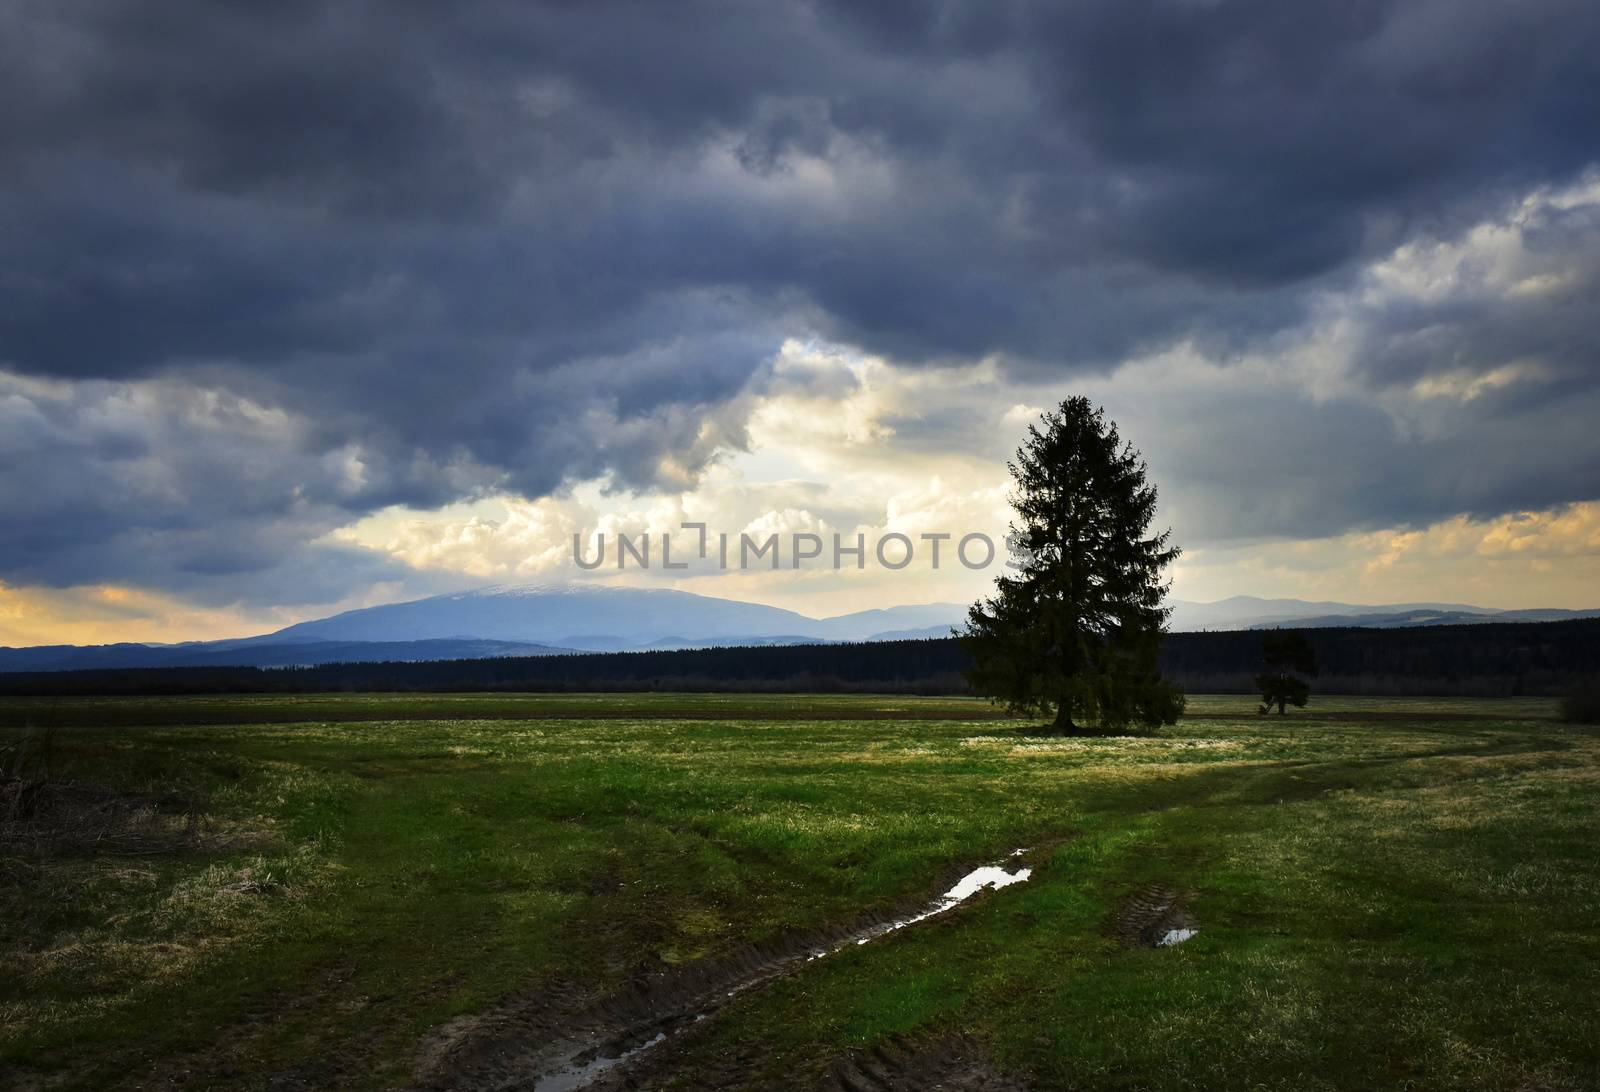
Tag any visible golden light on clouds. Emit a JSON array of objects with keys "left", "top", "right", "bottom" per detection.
[
  {"left": 1178, "top": 502, "right": 1600, "bottom": 608},
  {"left": 0, "top": 582, "right": 263, "bottom": 647},
  {"left": 10, "top": 499, "right": 1595, "bottom": 647}
]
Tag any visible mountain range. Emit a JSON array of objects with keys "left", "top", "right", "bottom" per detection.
[
  {"left": 1164, "top": 596, "right": 1600, "bottom": 631},
  {"left": 2, "top": 584, "right": 1597, "bottom": 673}
]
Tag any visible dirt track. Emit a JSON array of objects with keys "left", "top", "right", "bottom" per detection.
[{"left": 411, "top": 853, "right": 1046, "bottom": 1091}]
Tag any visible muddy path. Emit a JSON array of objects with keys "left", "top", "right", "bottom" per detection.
[{"left": 411, "top": 852, "right": 1040, "bottom": 1092}]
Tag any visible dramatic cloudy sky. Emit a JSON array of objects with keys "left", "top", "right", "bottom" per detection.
[{"left": 3, "top": 0, "right": 1599, "bottom": 643}]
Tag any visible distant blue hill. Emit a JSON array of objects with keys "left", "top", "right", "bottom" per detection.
[
  {"left": 0, "top": 638, "right": 573, "bottom": 672},
  {"left": 5, "top": 583, "right": 1597, "bottom": 673},
  {"left": 1247, "top": 607, "right": 1600, "bottom": 630},
  {"left": 256, "top": 584, "right": 970, "bottom": 647},
  {"left": 865, "top": 623, "right": 966, "bottom": 641},
  {"left": 1168, "top": 595, "right": 1600, "bottom": 631},
  {"left": 0, "top": 584, "right": 971, "bottom": 672}
]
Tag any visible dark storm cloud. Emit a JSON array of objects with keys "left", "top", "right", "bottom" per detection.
[{"left": 2, "top": 0, "right": 1598, "bottom": 596}]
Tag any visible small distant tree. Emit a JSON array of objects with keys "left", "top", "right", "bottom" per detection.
[
  {"left": 1256, "top": 631, "right": 1318, "bottom": 714},
  {"left": 965, "top": 397, "right": 1184, "bottom": 734}
]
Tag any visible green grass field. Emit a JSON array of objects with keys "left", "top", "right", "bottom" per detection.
[{"left": 3, "top": 693, "right": 1597, "bottom": 1090}]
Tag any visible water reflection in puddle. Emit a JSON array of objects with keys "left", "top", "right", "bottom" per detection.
[{"left": 813, "top": 852, "right": 1034, "bottom": 959}]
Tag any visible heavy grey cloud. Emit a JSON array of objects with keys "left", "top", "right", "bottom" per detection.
[{"left": 1, "top": 0, "right": 1598, "bottom": 598}]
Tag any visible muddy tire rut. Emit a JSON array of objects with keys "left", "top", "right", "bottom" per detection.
[
  {"left": 411, "top": 852, "right": 1042, "bottom": 1092},
  {"left": 1111, "top": 885, "right": 1199, "bottom": 948},
  {"left": 826, "top": 1034, "right": 1028, "bottom": 1092}
]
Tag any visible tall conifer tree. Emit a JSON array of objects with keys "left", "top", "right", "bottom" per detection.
[{"left": 966, "top": 397, "right": 1184, "bottom": 732}]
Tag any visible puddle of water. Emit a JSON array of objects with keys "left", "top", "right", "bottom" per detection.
[
  {"left": 866, "top": 863, "right": 1033, "bottom": 937},
  {"left": 811, "top": 854, "right": 1033, "bottom": 958},
  {"left": 1157, "top": 928, "right": 1198, "bottom": 946},
  {"left": 531, "top": 852, "right": 1034, "bottom": 1091}
]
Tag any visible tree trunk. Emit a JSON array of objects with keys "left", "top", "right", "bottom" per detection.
[
  {"left": 1277, "top": 697, "right": 1287, "bottom": 715},
  {"left": 1052, "top": 702, "right": 1076, "bottom": 733}
]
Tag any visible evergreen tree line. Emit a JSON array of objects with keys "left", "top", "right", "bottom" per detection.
[{"left": 2, "top": 619, "right": 1597, "bottom": 697}]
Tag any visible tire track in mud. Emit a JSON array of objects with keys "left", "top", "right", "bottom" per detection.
[
  {"left": 601, "top": 1030, "right": 1029, "bottom": 1092},
  {"left": 411, "top": 852, "right": 1040, "bottom": 1092},
  {"left": 1111, "top": 885, "right": 1199, "bottom": 948},
  {"left": 825, "top": 1034, "right": 1029, "bottom": 1092}
]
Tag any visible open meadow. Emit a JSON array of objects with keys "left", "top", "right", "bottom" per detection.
[{"left": 3, "top": 693, "right": 1597, "bottom": 1091}]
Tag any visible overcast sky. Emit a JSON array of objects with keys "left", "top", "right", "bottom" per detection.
[{"left": 3, "top": 0, "right": 1599, "bottom": 644}]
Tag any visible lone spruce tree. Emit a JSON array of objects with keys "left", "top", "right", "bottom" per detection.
[{"left": 965, "top": 397, "right": 1184, "bottom": 733}]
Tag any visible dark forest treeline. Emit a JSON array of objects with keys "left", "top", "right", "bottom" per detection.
[
  {"left": 1159, "top": 621, "right": 1600, "bottom": 697},
  {"left": 2, "top": 619, "right": 1598, "bottom": 697}
]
